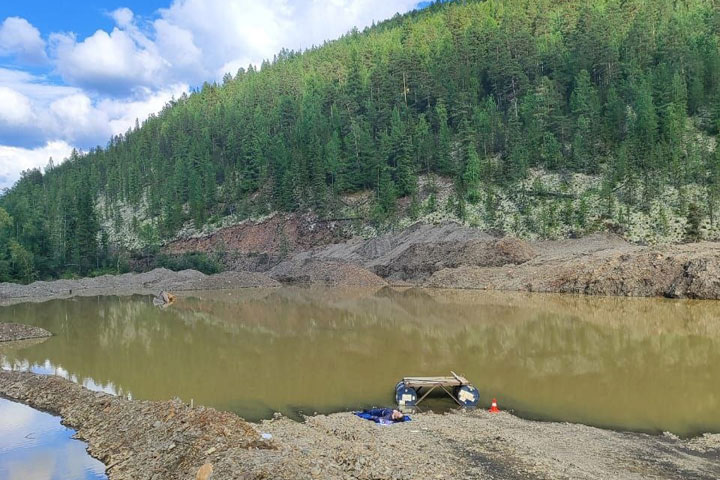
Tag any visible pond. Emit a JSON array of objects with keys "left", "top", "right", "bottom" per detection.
[
  {"left": 1, "top": 287, "right": 719, "bottom": 437},
  {"left": 0, "top": 397, "right": 106, "bottom": 480}
]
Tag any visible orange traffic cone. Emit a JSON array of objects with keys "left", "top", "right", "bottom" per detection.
[{"left": 489, "top": 398, "right": 500, "bottom": 413}]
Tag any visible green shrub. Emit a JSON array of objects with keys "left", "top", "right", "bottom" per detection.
[{"left": 155, "top": 253, "right": 223, "bottom": 274}]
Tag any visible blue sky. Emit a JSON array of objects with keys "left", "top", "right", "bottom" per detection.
[
  {"left": 0, "top": 0, "right": 423, "bottom": 189},
  {"left": 0, "top": 1, "right": 168, "bottom": 40}
]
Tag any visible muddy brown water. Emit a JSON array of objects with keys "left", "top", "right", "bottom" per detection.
[{"left": 1, "top": 287, "right": 719, "bottom": 437}]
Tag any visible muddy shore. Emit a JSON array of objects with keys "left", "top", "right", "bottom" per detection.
[
  {"left": 5, "top": 222, "right": 720, "bottom": 303},
  {"left": 0, "top": 268, "right": 280, "bottom": 306},
  {"left": 0, "top": 370, "right": 718, "bottom": 480},
  {"left": 0, "top": 322, "right": 52, "bottom": 342}
]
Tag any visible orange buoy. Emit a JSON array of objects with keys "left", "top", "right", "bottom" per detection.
[{"left": 489, "top": 398, "right": 500, "bottom": 413}]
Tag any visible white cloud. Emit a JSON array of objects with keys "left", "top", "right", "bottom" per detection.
[
  {"left": 0, "top": 68, "right": 81, "bottom": 102},
  {"left": 48, "top": 0, "right": 419, "bottom": 92},
  {"left": 0, "top": 17, "right": 47, "bottom": 64},
  {"left": 111, "top": 7, "right": 135, "bottom": 28},
  {"left": 0, "top": 1, "right": 421, "bottom": 188},
  {"left": 0, "top": 140, "right": 74, "bottom": 189},
  {"left": 153, "top": 19, "right": 204, "bottom": 80},
  {"left": 47, "top": 93, "right": 103, "bottom": 144},
  {"left": 0, "top": 87, "right": 34, "bottom": 125},
  {"left": 99, "top": 84, "right": 188, "bottom": 135},
  {"left": 156, "top": 0, "right": 419, "bottom": 80},
  {"left": 157, "top": 0, "right": 292, "bottom": 81},
  {"left": 0, "top": 67, "right": 187, "bottom": 149},
  {"left": 52, "top": 28, "right": 167, "bottom": 95},
  {"left": 0, "top": 66, "right": 187, "bottom": 187}
]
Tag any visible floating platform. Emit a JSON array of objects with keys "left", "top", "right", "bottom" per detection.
[{"left": 395, "top": 371, "right": 479, "bottom": 407}]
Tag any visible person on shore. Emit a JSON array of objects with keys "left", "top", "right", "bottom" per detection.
[{"left": 355, "top": 408, "right": 409, "bottom": 425}]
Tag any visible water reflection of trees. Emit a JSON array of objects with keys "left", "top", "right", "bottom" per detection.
[{"left": 1, "top": 289, "right": 719, "bottom": 434}]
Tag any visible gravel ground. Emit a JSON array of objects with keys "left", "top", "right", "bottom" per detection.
[
  {"left": 0, "top": 323, "right": 52, "bottom": 342},
  {"left": 0, "top": 268, "right": 280, "bottom": 306},
  {"left": 425, "top": 237, "right": 720, "bottom": 299},
  {"left": 0, "top": 370, "right": 718, "bottom": 480},
  {"left": 7, "top": 225, "right": 720, "bottom": 303},
  {"left": 269, "top": 259, "right": 388, "bottom": 287}
]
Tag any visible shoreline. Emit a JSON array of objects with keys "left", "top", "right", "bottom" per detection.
[
  {"left": 0, "top": 323, "right": 52, "bottom": 342},
  {"left": 5, "top": 224, "right": 720, "bottom": 304},
  {"left": 0, "top": 370, "right": 719, "bottom": 479}
]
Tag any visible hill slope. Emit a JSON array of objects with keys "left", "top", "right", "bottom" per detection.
[{"left": 1, "top": 0, "right": 720, "bottom": 282}]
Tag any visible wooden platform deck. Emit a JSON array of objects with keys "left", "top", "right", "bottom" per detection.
[
  {"left": 402, "top": 371, "right": 471, "bottom": 389},
  {"left": 399, "top": 371, "right": 476, "bottom": 407}
]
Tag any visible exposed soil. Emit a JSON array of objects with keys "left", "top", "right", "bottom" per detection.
[
  {"left": 266, "top": 222, "right": 720, "bottom": 299},
  {"left": 0, "top": 323, "right": 52, "bottom": 342},
  {"left": 0, "top": 371, "right": 270, "bottom": 479},
  {"left": 425, "top": 235, "right": 720, "bottom": 299},
  {"left": 372, "top": 237, "right": 536, "bottom": 281},
  {"left": 0, "top": 269, "right": 279, "bottom": 306},
  {"left": 6, "top": 220, "right": 720, "bottom": 304},
  {"left": 1, "top": 370, "right": 718, "bottom": 480},
  {"left": 166, "top": 213, "right": 350, "bottom": 256},
  {"left": 3, "top": 220, "right": 720, "bottom": 478},
  {"left": 269, "top": 259, "right": 388, "bottom": 287}
]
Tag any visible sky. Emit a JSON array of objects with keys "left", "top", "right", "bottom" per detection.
[{"left": 0, "top": 0, "right": 425, "bottom": 190}]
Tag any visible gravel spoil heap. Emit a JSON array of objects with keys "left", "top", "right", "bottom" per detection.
[
  {"left": 1, "top": 371, "right": 719, "bottom": 479},
  {"left": 0, "top": 371, "right": 273, "bottom": 479},
  {"left": 0, "top": 268, "right": 280, "bottom": 306},
  {"left": 0, "top": 323, "right": 52, "bottom": 342}
]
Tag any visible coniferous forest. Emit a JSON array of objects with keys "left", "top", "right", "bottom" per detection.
[{"left": 1, "top": 0, "right": 720, "bottom": 282}]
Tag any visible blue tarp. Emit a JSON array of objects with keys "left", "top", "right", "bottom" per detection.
[{"left": 354, "top": 408, "right": 411, "bottom": 425}]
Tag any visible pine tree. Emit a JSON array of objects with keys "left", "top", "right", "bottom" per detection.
[
  {"left": 463, "top": 144, "right": 482, "bottom": 204},
  {"left": 74, "top": 177, "right": 100, "bottom": 273},
  {"left": 435, "top": 100, "right": 453, "bottom": 175}
]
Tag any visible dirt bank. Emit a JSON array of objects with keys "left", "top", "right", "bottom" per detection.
[
  {"left": 425, "top": 236, "right": 720, "bottom": 298},
  {"left": 0, "top": 370, "right": 718, "bottom": 480},
  {"left": 272, "top": 222, "right": 720, "bottom": 299},
  {"left": 372, "top": 236, "right": 536, "bottom": 281},
  {"left": 0, "top": 371, "right": 270, "bottom": 479},
  {"left": 269, "top": 259, "right": 388, "bottom": 287},
  {"left": 166, "top": 213, "right": 350, "bottom": 256},
  {"left": 0, "top": 268, "right": 279, "bottom": 306},
  {"left": 0, "top": 323, "right": 52, "bottom": 342},
  {"left": 7, "top": 221, "right": 720, "bottom": 302}
]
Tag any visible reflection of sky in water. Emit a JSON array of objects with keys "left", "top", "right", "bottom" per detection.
[
  {"left": 2, "top": 360, "right": 121, "bottom": 397},
  {"left": 0, "top": 398, "right": 107, "bottom": 480},
  {"left": 3, "top": 290, "right": 720, "bottom": 436}
]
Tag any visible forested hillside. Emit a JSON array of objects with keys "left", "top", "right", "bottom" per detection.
[{"left": 1, "top": 0, "right": 720, "bottom": 282}]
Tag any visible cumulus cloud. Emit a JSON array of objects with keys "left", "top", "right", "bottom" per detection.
[
  {"left": 48, "top": 0, "right": 418, "bottom": 93},
  {"left": 111, "top": 7, "right": 135, "bottom": 28},
  {"left": 158, "top": 0, "right": 419, "bottom": 80},
  {"left": 0, "top": 87, "right": 34, "bottom": 126},
  {"left": 0, "top": 67, "right": 80, "bottom": 103},
  {"left": 0, "top": 17, "right": 47, "bottom": 64},
  {"left": 0, "top": 1, "right": 421, "bottom": 188},
  {"left": 51, "top": 28, "right": 167, "bottom": 95},
  {"left": 0, "top": 140, "right": 74, "bottom": 190},
  {"left": 0, "top": 65, "right": 187, "bottom": 186},
  {"left": 0, "top": 67, "right": 187, "bottom": 148},
  {"left": 99, "top": 84, "right": 188, "bottom": 135}
]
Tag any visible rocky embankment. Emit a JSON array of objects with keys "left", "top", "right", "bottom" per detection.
[
  {"left": 0, "top": 371, "right": 270, "bottom": 479},
  {"left": 424, "top": 236, "right": 720, "bottom": 298},
  {"left": 270, "top": 221, "right": 720, "bottom": 299},
  {"left": 6, "top": 220, "right": 720, "bottom": 302},
  {"left": 0, "top": 323, "right": 52, "bottom": 342},
  {"left": 0, "top": 268, "right": 279, "bottom": 306},
  {"left": 0, "top": 370, "right": 718, "bottom": 480}
]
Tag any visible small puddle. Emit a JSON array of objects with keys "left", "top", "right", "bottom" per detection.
[{"left": 0, "top": 397, "right": 107, "bottom": 480}]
